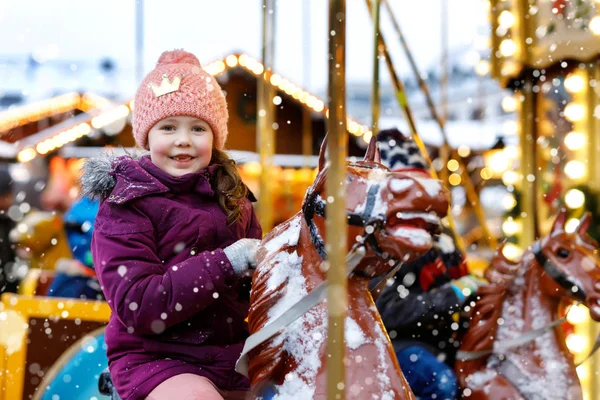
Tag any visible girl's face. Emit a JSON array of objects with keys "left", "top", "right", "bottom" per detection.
[{"left": 147, "top": 116, "right": 214, "bottom": 177}]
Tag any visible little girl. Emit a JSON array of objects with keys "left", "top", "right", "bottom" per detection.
[{"left": 83, "top": 50, "right": 262, "bottom": 400}]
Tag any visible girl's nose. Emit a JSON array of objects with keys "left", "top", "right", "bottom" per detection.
[{"left": 174, "top": 131, "right": 192, "bottom": 147}]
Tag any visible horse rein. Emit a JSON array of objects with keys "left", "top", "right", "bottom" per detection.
[
  {"left": 235, "top": 242, "right": 368, "bottom": 377},
  {"left": 457, "top": 240, "right": 600, "bottom": 367}
]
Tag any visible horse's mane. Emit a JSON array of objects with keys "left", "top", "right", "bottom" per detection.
[
  {"left": 247, "top": 213, "right": 305, "bottom": 390},
  {"left": 457, "top": 244, "right": 521, "bottom": 372}
]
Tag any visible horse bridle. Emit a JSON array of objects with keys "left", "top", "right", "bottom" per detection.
[
  {"left": 457, "top": 240, "right": 600, "bottom": 367},
  {"left": 532, "top": 240, "right": 587, "bottom": 302},
  {"left": 302, "top": 183, "right": 387, "bottom": 261}
]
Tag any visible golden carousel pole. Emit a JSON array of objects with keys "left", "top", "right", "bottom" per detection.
[
  {"left": 302, "top": 0, "right": 313, "bottom": 167},
  {"left": 326, "top": 0, "right": 348, "bottom": 398},
  {"left": 371, "top": 0, "right": 381, "bottom": 134},
  {"left": 586, "top": 59, "right": 600, "bottom": 400},
  {"left": 257, "top": 0, "right": 276, "bottom": 232},
  {"left": 380, "top": 0, "right": 498, "bottom": 250},
  {"left": 439, "top": 0, "right": 450, "bottom": 186},
  {"left": 515, "top": 0, "right": 537, "bottom": 246}
]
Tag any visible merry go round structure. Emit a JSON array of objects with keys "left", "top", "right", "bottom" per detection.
[{"left": 0, "top": 0, "right": 600, "bottom": 399}]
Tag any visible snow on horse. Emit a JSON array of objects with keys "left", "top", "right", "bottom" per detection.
[
  {"left": 245, "top": 137, "right": 450, "bottom": 399},
  {"left": 456, "top": 210, "right": 600, "bottom": 400}
]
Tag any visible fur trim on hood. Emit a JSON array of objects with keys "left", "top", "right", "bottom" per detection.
[{"left": 80, "top": 150, "right": 146, "bottom": 200}]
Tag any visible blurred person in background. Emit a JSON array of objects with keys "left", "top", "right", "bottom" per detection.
[{"left": 0, "top": 166, "right": 18, "bottom": 293}]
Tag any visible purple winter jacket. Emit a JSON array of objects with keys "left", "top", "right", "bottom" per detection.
[{"left": 87, "top": 155, "right": 261, "bottom": 400}]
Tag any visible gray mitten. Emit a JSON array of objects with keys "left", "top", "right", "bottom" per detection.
[{"left": 223, "top": 238, "right": 261, "bottom": 275}]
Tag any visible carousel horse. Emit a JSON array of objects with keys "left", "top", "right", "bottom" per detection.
[
  {"left": 245, "top": 137, "right": 450, "bottom": 399},
  {"left": 455, "top": 210, "right": 600, "bottom": 400}
]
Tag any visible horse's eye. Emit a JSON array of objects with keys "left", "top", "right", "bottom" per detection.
[{"left": 557, "top": 248, "right": 570, "bottom": 258}]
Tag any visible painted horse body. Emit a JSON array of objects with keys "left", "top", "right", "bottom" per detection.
[
  {"left": 456, "top": 210, "right": 600, "bottom": 400},
  {"left": 247, "top": 138, "right": 450, "bottom": 399}
]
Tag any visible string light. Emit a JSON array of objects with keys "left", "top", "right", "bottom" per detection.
[
  {"left": 449, "top": 173, "right": 461, "bottom": 186},
  {"left": 480, "top": 167, "right": 493, "bottom": 180},
  {"left": 498, "top": 11, "right": 516, "bottom": 29},
  {"left": 565, "top": 160, "right": 586, "bottom": 179},
  {"left": 447, "top": 159, "right": 459, "bottom": 172},
  {"left": 17, "top": 148, "right": 36, "bottom": 163},
  {"left": 500, "top": 39, "right": 517, "bottom": 57},
  {"left": 225, "top": 55, "right": 238, "bottom": 67},
  {"left": 502, "top": 170, "right": 519, "bottom": 186},
  {"left": 0, "top": 92, "right": 80, "bottom": 133},
  {"left": 457, "top": 145, "right": 471, "bottom": 157},
  {"left": 488, "top": 151, "right": 509, "bottom": 173},
  {"left": 475, "top": 60, "right": 490, "bottom": 76},
  {"left": 564, "top": 75, "right": 586, "bottom": 93},
  {"left": 565, "top": 189, "right": 585, "bottom": 209},
  {"left": 564, "top": 103, "right": 585, "bottom": 122},
  {"left": 565, "top": 131, "right": 586, "bottom": 150},
  {"left": 502, "top": 243, "right": 522, "bottom": 260},
  {"left": 502, "top": 193, "right": 517, "bottom": 210},
  {"left": 566, "top": 218, "right": 581, "bottom": 233},
  {"left": 502, "top": 219, "right": 521, "bottom": 236},
  {"left": 502, "top": 96, "right": 517, "bottom": 112},
  {"left": 590, "top": 16, "right": 600, "bottom": 35},
  {"left": 228, "top": 53, "right": 369, "bottom": 139}
]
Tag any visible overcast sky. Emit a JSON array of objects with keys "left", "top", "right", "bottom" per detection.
[{"left": 0, "top": 0, "right": 489, "bottom": 92}]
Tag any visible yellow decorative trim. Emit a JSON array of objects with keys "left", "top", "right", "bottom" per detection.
[{"left": 0, "top": 294, "right": 110, "bottom": 399}]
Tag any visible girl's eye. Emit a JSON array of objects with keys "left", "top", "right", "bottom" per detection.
[
  {"left": 192, "top": 126, "right": 206, "bottom": 133},
  {"left": 160, "top": 125, "right": 176, "bottom": 131}
]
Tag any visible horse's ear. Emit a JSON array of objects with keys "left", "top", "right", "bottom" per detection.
[
  {"left": 318, "top": 134, "right": 328, "bottom": 172},
  {"left": 364, "top": 136, "right": 378, "bottom": 162},
  {"left": 577, "top": 212, "right": 592, "bottom": 236},
  {"left": 552, "top": 207, "right": 568, "bottom": 232},
  {"left": 374, "top": 142, "right": 382, "bottom": 164}
]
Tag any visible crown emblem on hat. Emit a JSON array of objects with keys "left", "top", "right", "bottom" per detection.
[{"left": 148, "top": 74, "right": 181, "bottom": 97}]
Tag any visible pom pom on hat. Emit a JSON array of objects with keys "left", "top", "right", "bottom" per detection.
[{"left": 156, "top": 49, "right": 201, "bottom": 67}]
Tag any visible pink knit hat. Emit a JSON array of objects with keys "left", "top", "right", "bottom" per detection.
[{"left": 132, "top": 50, "right": 228, "bottom": 150}]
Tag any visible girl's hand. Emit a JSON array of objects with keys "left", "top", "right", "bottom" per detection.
[{"left": 223, "top": 239, "right": 261, "bottom": 275}]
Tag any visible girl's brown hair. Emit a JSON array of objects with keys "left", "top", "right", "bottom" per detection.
[{"left": 211, "top": 148, "right": 249, "bottom": 225}]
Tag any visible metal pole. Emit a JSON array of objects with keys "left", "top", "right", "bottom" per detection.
[
  {"left": 515, "top": 0, "right": 537, "bottom": 248},
  {"left": 439, "top": 0, "right": 450, "bottom": 185},
  {"left": 586, "top": 61, "right": 600, "bottom": 400},
  {"left": 135, "top": 0, "right": 144, "bottom": 84},
  {"left": 257, "top": 0, "right": 276, "bottom": 232},
  {"left": 440, "top": 0, "right": 448, "bottom": 124},
  {"left": 378, "top": 0, "right": 498, "bottom": 250},
  {"left": 489, "top": 0, "right": 501, "bottom": 79},
  {"left": 302, "top": 0, "right": 313, "bottom": 166},
  {"left": 371, "top": 0, "right": 381, "bottom": 134},
  {"left": 326, "top": 0, "right": 347, "bottom": 398},
  {"left": 519, "top": 78, "right": 537, "bottom": 246}
]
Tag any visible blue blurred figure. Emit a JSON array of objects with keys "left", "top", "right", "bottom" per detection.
[{"left": 46, "top": 197, "right": 102, "bottom": 299}]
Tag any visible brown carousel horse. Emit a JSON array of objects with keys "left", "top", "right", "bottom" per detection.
[
  {"left": 456, "top": 210, "right": 600, "bottom": 400},
  {"left": 242, "top": 137, "right": 450, "bottom": 399}
]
